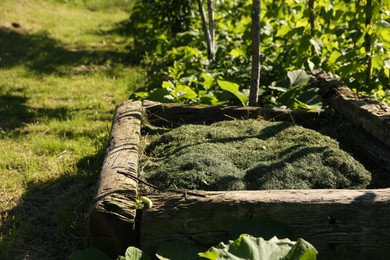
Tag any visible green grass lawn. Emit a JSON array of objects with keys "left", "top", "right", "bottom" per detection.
[{"left": 0, "top": 0, "right": 144, "bottom": 258}]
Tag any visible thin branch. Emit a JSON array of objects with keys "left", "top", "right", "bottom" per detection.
[
  {"left": 197, "top": 0, "right": 214, "bottom": 61},
  {"left": 207, "top": 0, "right": 215, "bottom": 60},
  {"left": 249, "top": 0, "right": 261, "bottom": 106},
  {"left": 117, "top": 170, "right": 207, "bottom": 197},
  {"left": 365, "top": 0, "right": 373, "bottom": 88}
]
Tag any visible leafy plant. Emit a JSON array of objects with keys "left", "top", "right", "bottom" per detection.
[
  {"left": 128, "top": 0, "right": 390, "bottom": 107},
  {"left": 199, "top": 235, "right": 317, "bottom": 260},
  {"left": 71, "top": 235, "right": 317, "bottom": 260}
]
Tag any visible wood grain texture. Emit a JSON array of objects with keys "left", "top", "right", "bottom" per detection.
[
  {"left": 89, "top": 100, "right": 142, "bottom": 257},
  {"left": 140, "top": 189, "right": 390, "bottom": 259},
  {"left": 143, "top": 100, "right": 325, "bottom": 129},
  {"left": 329, "top": 86, "right": 390, "bottom": 147},
  {"left": 318, "top": 74, "right": 390, "bottom": 148}
]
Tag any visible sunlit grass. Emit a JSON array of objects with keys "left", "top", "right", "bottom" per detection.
[{"left": 0, "top": 0, "right": 144, "bottom": 258}]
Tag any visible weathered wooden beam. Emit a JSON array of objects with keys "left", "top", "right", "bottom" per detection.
[
  {"left": 327, "top": 86, "right": 390, "bottom": 148},
  {"left": 315, "top": 71, "right": 390, "bottom": 148},
  {"left": 89, "top": 100, "right": 142, "bottom": 258},
  {"left": 143, "top": 100, "right": 326, "bottom": 130},
  {"left": 140, "top": 189, "right": 390, "bottom": 259}
]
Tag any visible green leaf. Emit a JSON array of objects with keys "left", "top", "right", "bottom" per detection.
[
  {"left": 132, "top": 92, "right": 149, "bottom": 99},
  {"left": 371, "top": 56, "right": 384, "bottom": 70},
  {"left": 309, "top": 39, "right": 323, "bottom": 56},
  {"left": 70, "top": 247, "right": 111, "bottom": 260},
  {"left": 268, "top": 85, "right": 288, "bottom": 92},
  {"left": 162, "top": 81, "right": 175, "bottom": 90},
  {"left": 124, "top": 247, "right": 151, "bottom": 260},
  {"left": 200, "top": 95, "right": 223, "bottom": 105},
  {"left": 229, "top": 48, "right": 246, "bottom": 58},
  {"left": 287, "top": 70, "right": 311, "bottom": 87},
  {"left": 146, "top": 88, "right": 171, "bottom": 102},
  {"left": 199, "top": 235, "right": 317, "bottom": 260},
  {"left": 377, "top": 27, "right": 390, "bottom": 42},
  {"left": 276, "top": 25, "right": 291, "bottom": 37},
  {"left": 174, "top": 84, "right": 198, "bottom": 99},
  {"left": 327, "top": 51, "right": 342, "bottom": 65},
  {"left": 283, "top": 238, "right": 318, "bottom": 260},
  {"left": 201, "top": 73, "right": 215, "bottom": 90},
  {"left": 156, "top": 241, "right": 201, "bottom": 260},
  {"left": 217, "top": 80, "right": 248, "bottom": 106}
]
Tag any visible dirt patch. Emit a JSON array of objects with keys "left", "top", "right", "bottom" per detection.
[{"left": 141, "top": 119, "right": 371, "bottom": 191}]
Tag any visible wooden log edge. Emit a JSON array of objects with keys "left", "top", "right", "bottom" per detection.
[
  {"left": 89, "top": 97, "right": 390, "bottom": 258},
  {"left": 314, "top": 70, "right": 390, "bottom": 148},
  {"left": 89, "top": 100, "right": 142, "bottom": 258},
  {"left": 140, "top": 189, "right": 390, "bottom": 259},
  {"left": 143, "top": 100, "right": 326, "bottom": 130}
]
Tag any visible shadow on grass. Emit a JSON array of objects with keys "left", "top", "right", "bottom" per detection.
[
  {"left": 0, "top": 92, "right": 70, "bottom": 131},
  {"left": 0, "top": 146, "right": 106, "bottom": 259},
  {"left": 0, "top": 26, "right": 134, "bottom": 74}
]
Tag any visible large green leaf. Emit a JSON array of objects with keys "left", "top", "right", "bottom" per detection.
[
  {"left": 199, "top": 235, "right": 317, "bottom": 260},
  {"left": 217, "top": 80, "right": 248, "bottom": 106},
  {"left": 287, "top": 70, "right": 311, "bottom": 87}
]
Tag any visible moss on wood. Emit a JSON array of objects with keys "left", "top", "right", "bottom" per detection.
[{"left": 142, "top": 119, "right": 371, "bottom": 190}]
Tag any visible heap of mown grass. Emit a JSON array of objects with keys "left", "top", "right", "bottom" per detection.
[{"left": 143, "top": 119, "right": 371, "bottom": 190}]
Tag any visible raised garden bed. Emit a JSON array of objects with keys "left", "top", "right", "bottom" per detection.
[{"left": 89, "top": 80, "right": 390, "bottom": 259}]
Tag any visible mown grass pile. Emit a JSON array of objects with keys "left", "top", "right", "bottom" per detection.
[{"left": 143, "top": 119, "right": 371, "bottom": 190}]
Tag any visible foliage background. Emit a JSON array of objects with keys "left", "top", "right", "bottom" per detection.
[{"left": 130, "top": 0, "right": 390, "bottom": 108}]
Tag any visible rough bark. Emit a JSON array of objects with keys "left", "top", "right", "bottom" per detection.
[
  {"left": 140, "top": 189, "right": 390, "bottom": 259},
  {"left": 89, "top": 100, "right": 142, "bottom": 257}
]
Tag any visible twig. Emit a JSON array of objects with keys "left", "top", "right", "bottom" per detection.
[{"left": 117, "top": 171, "right": 207, "bottom": 197}]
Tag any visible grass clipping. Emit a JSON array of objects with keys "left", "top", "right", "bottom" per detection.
[{"left": 142, "top": 119, "right": 371, "bottom": 191}]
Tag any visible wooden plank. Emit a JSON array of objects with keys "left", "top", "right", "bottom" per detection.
[
  {"left": 89, "top": 97, "right": 390, "bottom": 258},
  {"left": 314, "top": 70, "right": 390, "bottom": 148},
  {"left": 143, "top": 100, "right": 326, "bottom": 130},
  {"left": 89, "top": 100, "right": 142, "bottom": 257},
  {"left": 327, "top": 86, "right": 390, "bottom": 148},
  {"left": 140, "top": 189, "right": 390, "bottom": 259}
]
